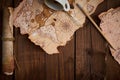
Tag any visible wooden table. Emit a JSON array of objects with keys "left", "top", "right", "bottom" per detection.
[{"left": 0, "top": 0, "right": 120, "bottom": 80}]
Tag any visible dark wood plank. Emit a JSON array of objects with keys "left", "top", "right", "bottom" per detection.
[
  {"left": 45, "top": 54, "right": 59, "bottom": 80},
  {"left": 14, "top": 29, "right": 46, "bottom": 80},
  {"left": 76, "top": 20, "right": 92, "bottom": 80},
  {"left": 0, "top": 7, "right": 3, "bottom": 76},
  {"left": 76, "top": 0, "right": 108, "bottom": 80},
  {"left": 106, "top": 50, "right": 120, "bottom": 80},
  {"left": 58, "top": 38, "right": 74, "bottom": 80},
  {"left": 0, "top": 74, "right": 13, "bottom": 80}
]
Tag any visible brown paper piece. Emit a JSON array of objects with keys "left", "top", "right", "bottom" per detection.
[
  {"left": 12, "top": 0, "right": 104, "bottom": 54},
  {"left": 99, "top": 7, "right": 120, "bottom": 64}
]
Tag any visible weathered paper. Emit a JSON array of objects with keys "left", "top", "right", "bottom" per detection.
[
  {"left": 99, "top": 7, "right": 120, "bottom": 64},
  {"left": 12, "top": 0, "right": 104, "bottom": 54}
]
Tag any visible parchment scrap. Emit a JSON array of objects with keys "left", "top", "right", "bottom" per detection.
[
  {"left": 12, "top": 0, "right": 104, "bottom": 54},
  {"left": 99, "top": 7, "right": 120, "bottom": 64}
]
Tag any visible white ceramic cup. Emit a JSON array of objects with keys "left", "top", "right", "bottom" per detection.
[{"left": 44, "top": 0, "right": 70, "bottom": 11}]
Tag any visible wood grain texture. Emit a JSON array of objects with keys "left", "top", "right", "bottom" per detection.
[
  {"left": 0, "top": 9, "right": 3, "bottom": 75},
  {"left": 76, "top": 0, "right": 120, "bottom": 80},
  {"left": 75, "top": 19, "right": 91, "bottom": 80},
  {"left": 14, "top": 29, "right": 46, "bottom": 80},
  {"left": 58, "top": 38, "right": 74, "bottom": 80},
  {"left": 0, "top": 0, "right": 120, "bottom": 80}
]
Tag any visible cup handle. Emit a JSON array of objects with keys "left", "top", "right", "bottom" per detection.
[{"left": 55, "top": 0, "right": 70, "bottom": 11}]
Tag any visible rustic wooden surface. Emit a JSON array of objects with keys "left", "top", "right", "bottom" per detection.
[{"left": 0, "top": 0, "right": 120, "bottom": 80}]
